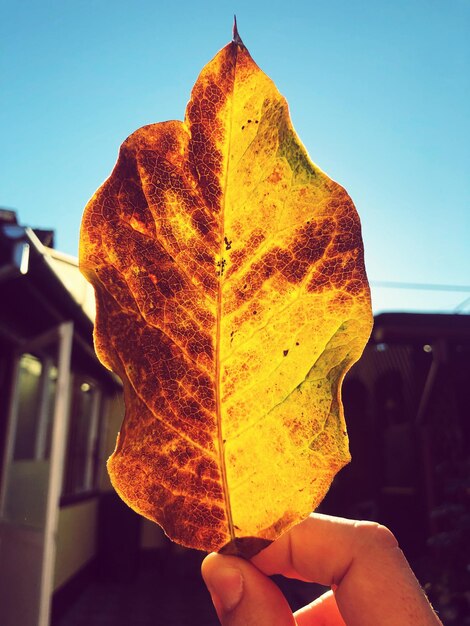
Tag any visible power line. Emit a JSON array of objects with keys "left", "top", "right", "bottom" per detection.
[
  {"left": 454, "top": 296, "right": 470, "bottom": 311},
  {"left": 370, "top": 280, "right": 470, "bottom": 293}
]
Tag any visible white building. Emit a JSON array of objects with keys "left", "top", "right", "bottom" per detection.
[{"left": 0, "top": 209, "right": 125, "bottom": 626}]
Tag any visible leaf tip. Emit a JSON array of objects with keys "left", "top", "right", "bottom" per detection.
[{"left": 232, "top": 15, "right": 245, "bottom": 48}]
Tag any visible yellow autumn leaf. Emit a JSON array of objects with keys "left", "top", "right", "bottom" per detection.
[{"left": 79, "top": 27, "right": 373, "bottom": 556}]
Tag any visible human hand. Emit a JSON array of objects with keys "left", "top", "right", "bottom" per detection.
[{"left": 201, "top": 513, "right": 442, "bottom": 625}]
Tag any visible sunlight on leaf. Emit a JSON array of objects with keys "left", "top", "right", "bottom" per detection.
[{"left": 79, "top": 27, "right": 372, "bottom": 556}]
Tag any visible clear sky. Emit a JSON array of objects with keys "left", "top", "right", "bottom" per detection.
[{"left": 2, "top": 0, "right": 469, "bottom": 314}]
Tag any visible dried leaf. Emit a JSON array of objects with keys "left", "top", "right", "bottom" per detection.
[{"left": 79, "top": 30, "right": 372, "bottom": 556}]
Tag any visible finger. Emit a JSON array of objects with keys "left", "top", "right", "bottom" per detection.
[
  {"left": 201, "top": 552, "right": 295, "bottom": 626},
  {"left": 252, "top": 513, "right": 442, "bottom": 626},
  {"left": 294, "top": 590, "right": 346, "bottom": 626},
  {"left": 252, "top": 513, "right": 370, "bottom": 583}
]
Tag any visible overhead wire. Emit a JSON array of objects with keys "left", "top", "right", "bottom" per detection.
[
  {"left": 370, "top": 280, "right": 470, "bottom": 293},
  {"left": 369, "top": 280, "right": 470, "bottom": 312}
]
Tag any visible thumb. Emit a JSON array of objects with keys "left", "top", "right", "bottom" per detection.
[{"left": 201, "top": 552, "right": 295, "bottom": 626}]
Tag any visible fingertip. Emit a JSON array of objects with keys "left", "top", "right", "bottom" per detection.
[
  {"left": 201, "top": 553, "right": 245, "bottom": 616},
  {"left": 201, "top": 551, "right": 295, "bottom": 625},
  {"left": 201, "top": 551, "right": 221, "bottom": 578}
]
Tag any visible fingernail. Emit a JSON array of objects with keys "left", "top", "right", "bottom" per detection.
[{"left": 206, "top": 566, "right": 244, "bottom": 613}]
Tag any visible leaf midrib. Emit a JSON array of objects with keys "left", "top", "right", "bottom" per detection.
[{"left": 215, "top": 42, "right": 240, "bottom": 544}]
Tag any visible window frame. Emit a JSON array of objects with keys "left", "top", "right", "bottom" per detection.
[{"left": 60, "top": 372, "right": 105, "bottom": 503}]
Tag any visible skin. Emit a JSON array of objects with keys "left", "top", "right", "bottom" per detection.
[{"left": 201, "top": 513, "right": 443, "bottom": 626}]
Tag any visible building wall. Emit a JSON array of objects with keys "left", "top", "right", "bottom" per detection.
[
  {"left": 99, "top": 394, "right": 125, "bottom": 493},
  {"left": 54, "top": 499, "right": 98, "bottom": 591},
  {"left": 140, "top": 518, "right": 167, "bottom": 549},
  {"left": 53, "top": 392, "right": 125, "bottom": 591},
  {"left": 0, "top": 223, "right": 129, "bottom": 622}
]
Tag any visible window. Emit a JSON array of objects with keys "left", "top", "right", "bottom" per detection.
[
  {"left": 3, "top": 350, "right": 107, "bottom": 504},
  {"left": 1, "top": 352, "right": 59, "bottom": 528},
  {"left": 62, "top": 375, "right": 103, "bottom": 498},
  {"left": 13, "top": 354, "right": 57, "bottom": 461}
]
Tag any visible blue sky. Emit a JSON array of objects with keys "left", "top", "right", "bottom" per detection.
[{"left": 2, "top": 0, "right": 469, "bottom": 314}]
